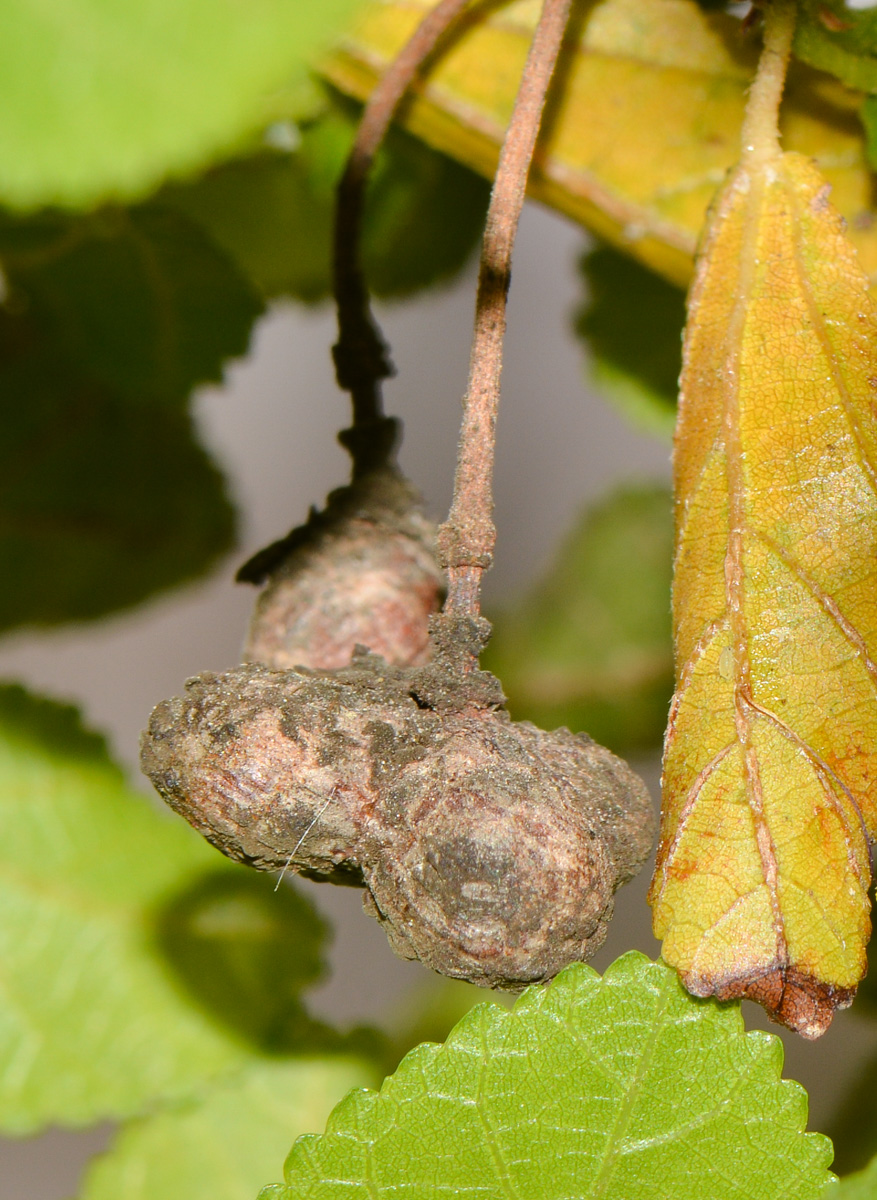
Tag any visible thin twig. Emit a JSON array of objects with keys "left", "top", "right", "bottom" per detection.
[
  {"left": 333, "top": 0, "right": 473, "bottom": 476},
  {"left": 437, "top": 0, "right": 573, "bottom": 617}
]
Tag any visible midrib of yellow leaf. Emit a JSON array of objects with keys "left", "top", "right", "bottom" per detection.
[{"left": 724, "top": 158, "right": 792, "bottom": 995}]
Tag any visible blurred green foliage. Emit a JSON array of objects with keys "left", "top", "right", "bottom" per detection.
[
  {"left": 485, "top": 484, "right": 674, "bottom": 754},
  {"left": 575, "top": 246, "right": 684, "bottom": 441}
]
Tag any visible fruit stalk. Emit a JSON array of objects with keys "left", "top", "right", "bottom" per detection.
[
  {"left": 437, "top": 0, "right": 573, "bottom": 625},
  {"left": 332, "top": 0, "right": 473, "bottom": 475}
]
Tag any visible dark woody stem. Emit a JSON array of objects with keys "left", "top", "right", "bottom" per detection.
[
  {"left": 436, "top": 0, "right": 572, "bottom": 617},
  {"left": 332, "top": 0, "right": 472, "bottom": 477}
]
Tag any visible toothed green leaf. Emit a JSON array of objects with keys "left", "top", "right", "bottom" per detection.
[
  {"left": 265, "top": 954, "right": 833, "bottom": 1200},
  {"left": 821, "top": 1156, "right": 877, "bottom": 1199}
]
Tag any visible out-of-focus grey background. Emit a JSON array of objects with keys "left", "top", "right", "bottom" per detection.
[{"left": 0, "top": 204, "right": 874, "bottom": 1198}]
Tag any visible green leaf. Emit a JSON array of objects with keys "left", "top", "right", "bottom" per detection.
[
  {"left": 575, "top": 246, "right": 684, "bottom": 441},
  {"left": 265, "top": 953, "right": 833, "bottom": 1200},
  {"left": 155, "top": 870, "right": 376, "bottom": 1058},
  {"left": 0, "top": 0, "right": 360, "bottom": 210},
  {"left": 0, "top": 204, "right": 263, "bottom": 404},
  {"left": 794, "top": 1, "right": 877, "bottom": 92},
  {"left": 162, "top": 97, "right": 490, "bottom": 302},
  {"left": 79, "top": 1058, "right": 376, "bottom": 1200},
  {"left": 823, "top": 1158, "right": 877, "bottom": 1199},
  {"left": 0, "top": 310, "right": 236, "bottom": 630},
  {"left": 483, "top": 485, "right": 674, "bottom": 754},
  {"left": 0, "top": 685, "right": 332, "bottom": 1130}
]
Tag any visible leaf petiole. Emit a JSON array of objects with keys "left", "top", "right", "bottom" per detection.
[{"left": 741, "top": 0, "right": 797, "bottom": 164}]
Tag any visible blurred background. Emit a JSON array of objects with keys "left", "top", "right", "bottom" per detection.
[{"left": 1, "top": 200, "right": 875, "bottom": 1198}]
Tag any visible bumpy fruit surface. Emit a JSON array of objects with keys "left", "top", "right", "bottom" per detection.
[
  {"left": 238, "top": 468, "right": 442, "bottom": 670},
  {"left": 141, "top": 638, "right": 655, "bottom": 989}
]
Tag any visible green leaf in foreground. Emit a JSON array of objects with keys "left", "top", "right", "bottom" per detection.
[
  {"left": 264, "top": 953, "right": 832, "bottom": 1200},
  {"left": 575, "top": 246, "right": 685, "bottom": 441},
  {"left": 0, "top": 685, "right": 330, "bottom": 1130},
  {"left": 0, "top": 204, "right": 263, "bottom": 404},
  {"left": 483, "top": 484, "right": 673, "bottom": 754},
  {"left": 163, "top": 99, "right": 490, "bottom": 302},
  {"left": 0, "top": 0, "right": 359, "bottom": 210},
  {"left": 794, "top": 1, "right": 877, "bottom": 93},
  {"left": 0, "top": 311, "right": 235, "bottom": 630},
  {"left": 79, "top": 1058, "right": 376, "bottom": 1200}
]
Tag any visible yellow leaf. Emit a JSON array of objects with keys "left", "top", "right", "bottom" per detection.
[
  {"left": 650, "top": 5, "right": 877, "bottom": 1039},
  {"left": 321, "top": 0, "right": 877, "bottom": 291}
]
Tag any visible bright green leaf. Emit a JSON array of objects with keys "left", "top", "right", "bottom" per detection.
[
  {"left": 0, "top": 311, "right": 236, "bottom": 630},
  {"left": 388, "top": 978, "right": 513, "bottom": 1074},
  {"left": 794, "top": 1, "right": 877, "bottom": 93},
  {"left": 0, "top": 0, "right": 360, "bottom": 210},
  {"left": 265, "top": 953, "right": 832, "bottom": 1200},
  {"left": 575, "top": 246, "right": 684, "bottom": 441},
  {"left": 0, "top": 685, "right": 331, "bottom": 1130},
  {"left": 79, "top": 1058, "right": 376, "bottom": 1200},
  {"left": 483, "top": 485, "right": 673, "bottom": 754},
  {"left": 0, "top": 205, "right": 263, "bottom": 404},
  {"left": 162, "top": 97, "right": 489, "bottom": 302}
]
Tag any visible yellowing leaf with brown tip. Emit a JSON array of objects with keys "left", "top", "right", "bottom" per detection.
[
  {"left": 321, "top": 0, "right": 877, "bottom": 291},
  {"left": 649, "top": 140, "right": 877, "bottom": 1038}
]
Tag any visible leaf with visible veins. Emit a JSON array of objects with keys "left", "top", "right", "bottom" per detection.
[
  {"left": 322, "top": 0, "right": 877, "bottom": 292},
  {"left": 650, "top": 7, "right": 877, "bottom": 1038},
  {"left": 262, "top": 955, "right": 832, "bottom": 1200}
]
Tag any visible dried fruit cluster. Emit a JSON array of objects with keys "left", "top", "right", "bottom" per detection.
[
  {"left": 141, "top": 0, "right": 656, "bottom": 994},
  {"left": 141, "top": 621, "right": 654, "bottom": 989}
]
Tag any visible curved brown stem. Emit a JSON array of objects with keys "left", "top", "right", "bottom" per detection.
[
  {"left": 437, "top": 0, "right": 573, "bottom": 616},
  {"left": 332, "top": 0, "right": 473, "bottom": 476}
]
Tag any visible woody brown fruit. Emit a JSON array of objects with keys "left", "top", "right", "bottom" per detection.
[
  {"left": 141, "top": 0, "right": 657, "bottom": 995},
  {"left": 238, "top": 466, "right": 442, "bottom": 670},
  {"left": 140, "top": 632, "right": 655, "bottom": 989}
]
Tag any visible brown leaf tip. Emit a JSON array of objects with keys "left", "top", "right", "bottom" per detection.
[{"left": 685, "top": 965, "right": 856, "bottom": 1039}]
